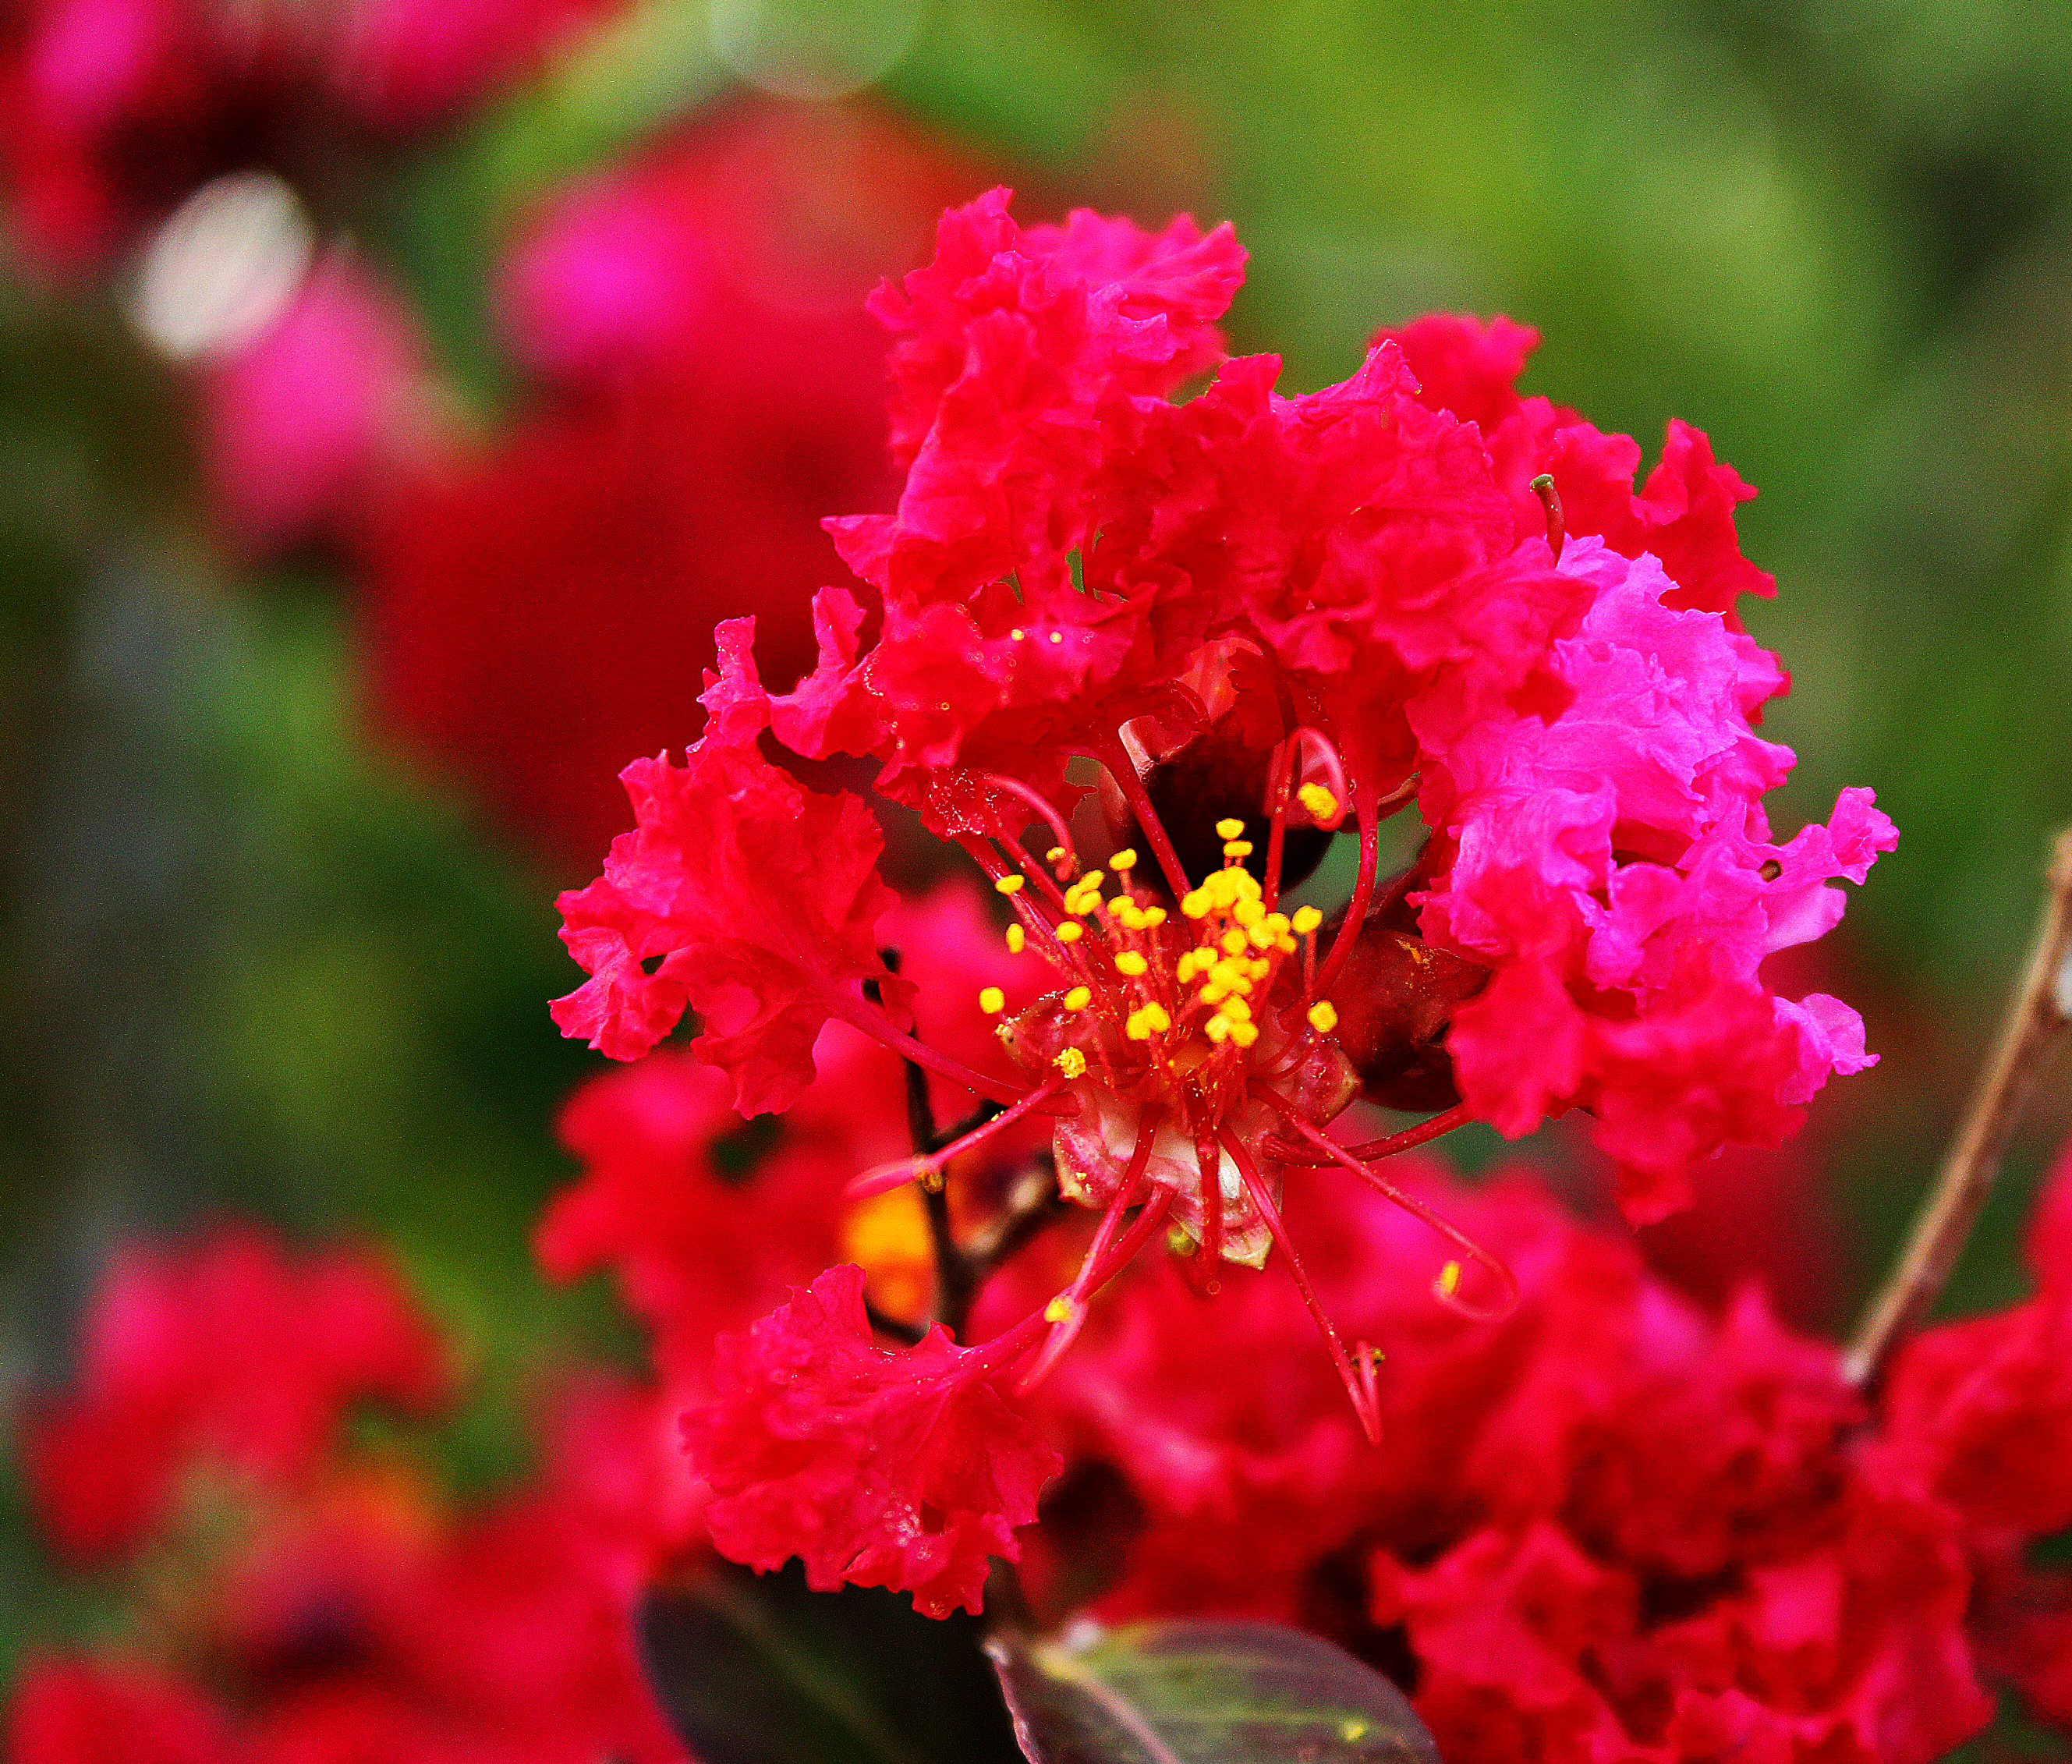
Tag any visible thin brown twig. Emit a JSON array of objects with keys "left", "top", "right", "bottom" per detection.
[{"left": 1842, "top": 825, "right": 2072, "bottom": 1389}]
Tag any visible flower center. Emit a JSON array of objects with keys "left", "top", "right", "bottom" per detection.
[{"left": 989, "top": 812, "right": 1360, "bottom": 1266}]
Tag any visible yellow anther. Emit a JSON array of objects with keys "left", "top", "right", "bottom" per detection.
[
  {"left": 994, "top": 874, "right": 1025, "bottom": 895},
  {"left": 1110, "top": 848, "right": 1138, "bottom": 872},
  {"left": 1229, "top": 1020, "right": 1259, "bottom": 1048},
  {"left": 979, "top": 987, "right": 1006, "bottom": 1015},
  {"left": 1204, "top": 1015, "right": 1232, "bottom": 1044},
  {"left": 1247, "top": 958, "right": 1270, "bottom": 980},
  {"left": 1006, "top": 924, "right": 1025, "bottom": 954},
  {"left": 1077, "top": 870, "right": 1104, "bottom": 893},
  {"left": 1276, "top": 935, "right": 1298, "bottom": 955},
  {"left": 1220, "top": 930, "right": 1249, "bottom": 957},
  {"left": 1247, "top": 921, "right": 1279, "bottom": 950},
  {"left": 1054, "top": 1047, "right": 1089, "bottom": 1079},
  {"left": 1045, "top": 845, "right": 1067, "bottom": 863},
  {"left": 1063, "top": 986, "right": 1092, "bottom": 1011},
  {"left": 1043, "top": 1295, "right": 1077, "bottom": 1324},
  {"left": 1297, "top": 782, "right": 1340, "bottom": 822},
  {"left": 1291, "top": 905, "right": 1323, "bottom": 935},
  {"left": 1215, "top": 817, "right": 1246, "bottom": 840},
  {"left": 1181, "top": 890, "right": 1210, "bottom": 919},
  {"left": 1114, "top": 951, "right": 1149, "bottom": 977},
  {"left": 1199, "top": 981, "right": 1228, "bottom": 1005},
  {"left": 1055, "top": 921, "right": 1085, "bottom": 944},
  {"left": 1010, "top": 627, "right": 1025, "bottom": 640},
  {"left": 1263, "top": 912, "right": 1290, "bottom": 938},
  {"left": 1140, "top": 906, "right": 1167, "bottom": 928},
  {"left": 1222, "top": 839, "right": 1255, "bottom": 860},
  {"left": 1176, "top": 952, "right": 1199, "bottom": 983},
  {"left": 1125, "top": 1002, "right": 1171, "bottom": 1040},
  {"left": 1307, "top": 1000, "right": 1340, "bottom": 1033},
  {"left": 1232, "top": 898, "right": 1266, "bottom": 927},
  {"left": 1220, "top": 995, "right": 1252, "bottom": 1023},
  {"left": 1438, "top": 1259, "right": 1462, "bottom": 1297},
  {"left": 1049, "top": 631, "right": 1064, "bottom": 643}
]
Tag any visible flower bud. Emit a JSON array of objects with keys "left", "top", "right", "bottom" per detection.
[{"left": 1321, "top": 880, "right": 1489, "bottom": 1111}]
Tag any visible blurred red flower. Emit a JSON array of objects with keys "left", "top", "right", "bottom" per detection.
[{"left": 360, "top": 100, "right": 991, "bottom": 862}]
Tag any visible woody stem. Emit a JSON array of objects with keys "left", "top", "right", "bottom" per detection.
[{"left": 1843, "top": 826, "right": 2072, "bottom": 1389}]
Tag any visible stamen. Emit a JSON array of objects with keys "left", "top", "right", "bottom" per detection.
[
  {"left": 1196, "top": 1135, "right": 1224, "bottom": 1268},
  {"left": 1311, "top": 796, "right": 1382, "bottom": 1004},
  {"left": 824, "top": 988, "right": 1031, "bottom": 1107},
  {"left": 1018, "top": 1107, "right": 1165, "bottom": 1392},
  {"left": 980, "top": 772, "right": 1079, "bottom": 876},
  {"left": 844, "top": 1074, "right": 1073, "bottom": 1200},
  {"left": 1006, "top": 924, "right": 1025, "bottom": 954},
  {"left": 1263, "top": 726, "right": 1349, "bottom": 904},
  {"left": 979, "top": 987, "right": 1005, "bottom": 1015},
  {"left": 976, "top": 1183, "right": 1174, "bottom": 1382},
  {"left": 1277, "top": 1101, "right": 1473, "bottom": 1167},
  {"left": 1219, "top": 1128, "right": 1382, "bottom": 1443},
  {"left": 1251, "top": 1088, "right": 1516, "bottom": 1322},
  {"left": 1098, "top": 732, "right": 1196, "bottom": 900},
  {"left": 1529, "top": 472, "right": 1565, "bottom": 563}
]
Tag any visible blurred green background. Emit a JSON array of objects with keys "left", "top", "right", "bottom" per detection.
[{"left": 2, "top": 0, "right": 2068, "bottom": 1685}]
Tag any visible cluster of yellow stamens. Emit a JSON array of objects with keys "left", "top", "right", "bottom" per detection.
[{"left": 978, "top": 814, "right": 1337, "bottom": 1079}]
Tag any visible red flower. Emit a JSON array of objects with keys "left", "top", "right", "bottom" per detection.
[
  {"left": 551, "top": 623, "right": 910, "bottom": 1108},
  {"left": 6, "top": 1659, "right": 236, "bottom": 1764},
  {"left": 23, "top": 1228, "right": 448, "bottom": 1560},
  {"left": 363, "top": 100, "right": 981, "bottom": 861},
  {"left": 685, "top": 1265, "right": 1061, "bottom": 1617},
  {"left": 13, "top": 1230, "right": 692, "bottom": 1764},
  {"left": 552, "top": 190, "right": 1893, "bottom": 1605},
  {"left": 541, "top": 881, "right": 1050, "bottom": 1386},
  {"left": 1882, "top": 1138, "right": 2072, "bottom": 1538},
  {"left": 200, "top": 253, "right": 435, "bottom": 555}
]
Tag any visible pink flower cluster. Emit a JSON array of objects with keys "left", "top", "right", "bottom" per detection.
[
  {"left": 9, "top": 1230, "right": 692, "bottom": 1764},
  {"left": 540, "top": 189, "right": 1907, "bottom": 1639},
  {"left": 554, "top": 187, "right": 1893, "bottom": 1213}
]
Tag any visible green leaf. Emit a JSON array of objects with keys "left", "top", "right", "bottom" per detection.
[
  {"left": 636, "top": 1561, "right": 1025, "bottom": 1764},
  {"left": 987, "top": 1618, "right": 1439, "bottom": 1764}
]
